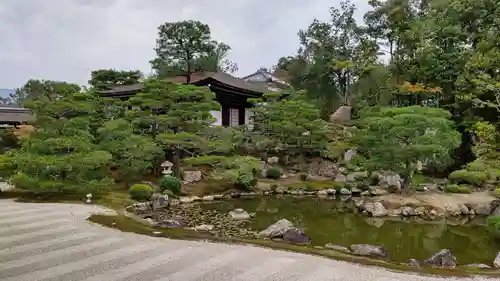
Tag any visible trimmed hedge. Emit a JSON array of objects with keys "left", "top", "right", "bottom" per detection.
[
  {"left": 266, "top": 167, "right": 282, "bottom": 179},
  {"left": 159, "top": 175, "right": 181, "bottom": 195},
  {"left": 444, "top": 184, "right": 472, "bottom": 194},
  {"left": 448, "top": 169, "right": 488, "bottom": 186},
  {"left": 129, "top": 184, "right": 154, "bottom": 201}
]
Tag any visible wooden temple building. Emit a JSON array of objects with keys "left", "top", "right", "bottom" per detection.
[
  {"left": 0, "top": 107, "right": 34, "bottom": 126},
  {"left": 100, "top": 71, "right": 287, "bottom": 127}
]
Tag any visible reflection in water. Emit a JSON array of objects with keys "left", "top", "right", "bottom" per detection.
[{"left": 202, "top": 196, "right": 500, "bottom": 264}]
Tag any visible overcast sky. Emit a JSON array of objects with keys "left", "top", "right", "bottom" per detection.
[{"left": 0, "top": 0, "right": 370, "bottom": 88}]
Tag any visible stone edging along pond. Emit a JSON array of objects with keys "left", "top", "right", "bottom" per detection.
[
  {"left": 162, "top": 186, "right": 500, "bottom": 220},
  {"left": 120, "top": 189, "right": 500, "bottom": 275}
]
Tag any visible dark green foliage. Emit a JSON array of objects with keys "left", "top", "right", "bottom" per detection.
[
  {"left": 448, "top": 170, "right": 488, "bottom": 186},
  {"left": 354, "top": 106, "right": 461, "bottom": 190},
  {"left": 151, "top": 20, "right": 237, "bottom": 77},
  {"left": 98, "top": 119, "right": 161, "bottom": 183},
  {"left": 89, "top": 69, "right": 143, "bottom": 91},
  {"left": 266, "top": 167, "right": 282, "bottom": 179},
  {"left": 4, "top": 90, "right": 113, "bottom": 195},
  {"left": 444, "top": 184, "right": 472, "bottom": 194},
  {"left": 129, "top": 184, "right": 154, "bottom": 201},
  {"left": 249, "top": 91, "right": 330, "bottom": 159},
  {"left": 159, "top": 175, "right": 181, "bottom": 195}
]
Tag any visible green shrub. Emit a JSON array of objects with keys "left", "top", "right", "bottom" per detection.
[
  {"left": 266, "top": 167, "right": 282, "bottom": 179},
  {"left": 492, "top": 188, "right": 500, "bottom": 199},
  {"left": 129, "top": 184, "right": 154, "bottom": 201},
  {"left": 299, "top": 173, "right": 308, "bottom": 181},
  {"left": 444, "top": 184, "right": 472, "bottom": 194},
  {"left": 218, "top": 156, "right": 260, "bottom": 190},
  {"left": 448, "top": 169, "right": 488, "bottom": 186},
  {"left": 467, "top": 161, "right": 487, "bottom": 172},
  {"left": 159, "top": 176, "right": 181, "bottom": 195},
  {"left": 183, "top": 155, "right": 228, "bottom": 166},
  {"left": 486, "top": 216, "right": 500, "bottom": 237},
  {"left": 234, "top": 173, "right": 258, "bottom": 191}
]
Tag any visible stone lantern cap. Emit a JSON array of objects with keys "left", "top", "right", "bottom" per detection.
[{"left": 161, "top": 161, "right": 173, "bottom": 168}]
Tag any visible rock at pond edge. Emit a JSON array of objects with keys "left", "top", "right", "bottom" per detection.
[
  {"left": 423, "top": 249, "right": 457, "bottom": 268},
  {"left": 257, "top": 219, "right": 293, "bottom": 238},
  {"left": 349, "top": 244, "right": 388, "bottom": 258}
]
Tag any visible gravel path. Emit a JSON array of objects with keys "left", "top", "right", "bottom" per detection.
[{"left": 0, "top": 199, "right": 490, "bottom": 281}]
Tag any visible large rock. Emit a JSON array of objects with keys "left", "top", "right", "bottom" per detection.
[
  {"left": 267, "top": 156, "right": 279, "bottom": 164},
  {"left": 307, "top": 161, "right": 338, "bottom": 179},
  {"left": 183, "top": 170, "right": 202, "bottom": 183},
  {"left": 335, "top": 174, "right": 347, "bottom": 183},
  {"left": 257, "top": 219, "right": 293, "bottom": 238},
  {"left": 349, "top": 244, "right": 388, "bottom": 258},
  {"left": 329, "top": 105, "right": 352, "bottom": 122},
  {"left": 228, "top": 208, "right": 250, "bottom": 220},
  {"left": 494, "top": 252, "right": 500, "bottom": 268},
  {"left": 344, "top": 149, "right": 357, "bottom": 162},
  {"left": 472, "top": 203, "right": 492, "bottom": 215},
  {"left": 423, "top": 249, "right": 457, "bottom": 268},
  {"left": 363, "top": 201, "right": 388, "bottom": 217},
  {"left": 151, "top": 194, "right": 169, "bottom": 210},
  {"left": 282, "top": 228, "right": 311, "bottom": 245}
]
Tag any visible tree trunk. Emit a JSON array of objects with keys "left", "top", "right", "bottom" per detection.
[
  {"left": 172, "top": 148, "right": 181, "bottom": 179},
  {"left": 402, "top": 165, "right": 414, "bottom": 195}
]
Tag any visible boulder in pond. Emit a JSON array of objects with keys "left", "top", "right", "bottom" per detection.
[
  {"left": 363, "top": 201, "right": 387, "bottom": 217},
  {"left": 494, "top": 252, "right": 500, "bottom": 268},
  {"left": 257, "top": 219, "right": 293, "bottom": 238},
  {"left": 349, "top": 244, "right": 388, "bottom": 258},
  {"left": 423, "top": 249, "right": 457, "bottom": 268},
  {"left": 282, "top": 228, "right": 311, "bottom": 245},
  {"left": 228, "top": 208, "right": 250, "bottom": 220},
  {"left": 407, "top": 259, "right": 420, "bottom": 268}
]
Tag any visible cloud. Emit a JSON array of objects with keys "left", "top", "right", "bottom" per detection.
[{"left": 0, "top": 0, "right": 369, "bottom": 88}]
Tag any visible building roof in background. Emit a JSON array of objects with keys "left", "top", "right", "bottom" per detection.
[
  {"left": 241, "top": 68, "right": 291, "bottom": 92},
  {"left": 0, "top": 107, "right": 33, "bottom": 123},
  {"left": 100, "top": 71, "right": 269, "bottom": 95}
]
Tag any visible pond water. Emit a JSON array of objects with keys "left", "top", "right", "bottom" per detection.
[{"left": 201, "top": 196, "right": 500, "bottom": 265}]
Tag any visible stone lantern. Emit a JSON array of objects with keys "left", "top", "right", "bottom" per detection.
[{"left": 161, "top": 161, "right": 173, "bottom": 175}]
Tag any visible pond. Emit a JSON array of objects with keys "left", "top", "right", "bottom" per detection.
[{"left": 200, "top": 196, "right": 500, "bottom": 265}]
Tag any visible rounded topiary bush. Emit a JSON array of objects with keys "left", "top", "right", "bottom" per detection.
[
  {"left": 448, "top": 169, "right": 488, "bottom": 186},
  {"left": 266, "top": 167, "right": 282, "bottom": 179},
  {"left": 129, "top": 184, "right": 154, "bottom": 201},
  {"left": 444, "top": 184, "right": 472, "bottom": 194},
  {"left": 159, "top": 175, "right": 181, "bottom": 195}
]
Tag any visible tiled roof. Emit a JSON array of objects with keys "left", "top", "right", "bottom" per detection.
[{"left": 101, "top": 72, "right": 268, "bottom": 95}]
